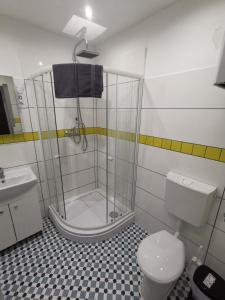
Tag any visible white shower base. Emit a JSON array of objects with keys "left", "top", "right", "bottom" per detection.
[
  {"left": 49, "top": 188, "right": 134, "bottom": 243},
  {"left": 65, "top": 189, "right": 125, "bottom": 228}
]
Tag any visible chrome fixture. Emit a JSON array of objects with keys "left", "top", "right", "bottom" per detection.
[
  {"left": 0, "top": 168, "right": 5, "bottom": 183},
  {"left": 72, "top": 36, "right": 99, "bottom": 152},
  {"left": 73, "top": 38, "right": 99, "bottom": 63}
]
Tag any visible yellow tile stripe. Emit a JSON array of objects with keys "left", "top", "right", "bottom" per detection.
[
  {"left": 0, "top": 128, "right": 225, "bottom": 164},
  {"left": 138, "top": 133, "right": 224, "bottom": 163},
  {"left": 14, "top": 117, "right": 21, "bottom": 124}
]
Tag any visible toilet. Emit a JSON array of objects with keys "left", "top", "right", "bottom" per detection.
[{"left": 137, "top": 171, "right": 217, "bottom": 300}]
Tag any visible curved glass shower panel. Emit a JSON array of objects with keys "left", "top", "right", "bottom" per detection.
[
  {"left": 27, "top": 66, "right": 142, "bottom": 239},
  {"left": 96, "top": 73, "right": 141, "bottom": 223},
  {"left": 47, "top": 71, "right": 98, "bottom": 228},
  {"left": 25, "top": 75, "right": 66, "bottom": 219}
]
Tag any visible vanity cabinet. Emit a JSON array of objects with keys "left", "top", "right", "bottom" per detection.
[
  {"left": 9, "top": 196, "right": 42, "bottom": 242},
  {"left": 0, "top": 185, "right": 42, "bottom": 251},
  {"left": 0, "top": 204, "right": 16, "bottom": 250}
]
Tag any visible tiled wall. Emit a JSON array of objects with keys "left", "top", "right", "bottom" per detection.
[
  {"left": 0, "top": 15, "right": 77, "bottom": 217},
  {"left": 96, "top": 0, "right": 225, "bottom": 278}
]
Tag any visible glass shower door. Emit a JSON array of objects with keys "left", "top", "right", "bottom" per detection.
[{"left": 113, "top": 77, "right": 140, "bottom": 217}]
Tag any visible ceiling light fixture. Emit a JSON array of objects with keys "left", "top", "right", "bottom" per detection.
[
  {"left": 85, "top": 5, "right": 93, "bottom": 20},
  {"left": 63, "top": 15, "right": 107, "bottom": 40}
]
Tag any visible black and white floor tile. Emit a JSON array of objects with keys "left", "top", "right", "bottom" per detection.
[
  {"left": 168, "top": 270, "right": 191, "bottom": 300},
  {"left": 0, "top": 218, "right": 191, "bottom": 300}
]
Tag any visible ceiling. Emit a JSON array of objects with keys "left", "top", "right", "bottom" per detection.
[{"left": 0, "top": 0, "right": 177, "bottom": 43}]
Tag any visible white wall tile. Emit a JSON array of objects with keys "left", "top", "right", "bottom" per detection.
[
  {"left": 19, "top": 108, "right": 32, "bottom": 132},
  {"left": 135, "top": 206, "right": 173, "bottom": 235},
  {"left": 107, "top": 85, "right": 117, "bottom": 108},
  {"left": 98, "top": 167, "right": 114, "bottom": 190},
  {"left": 136, "top": 187, "right": 177, "bottom": 229},
  {"left": 5, "top": 162, "right": 40, "bottom": 181},
  {"left": 38, "top": 160, "right": 56, "bottom": 182},
  {"left": 117, "top": 80, "right": 139, "bottom": 109},
  {"left": 141, "top": 108, "right": 225, "bottom": 148},
  {"left": 137, "top": 166, "right": 166, "bottom": 199},
  {"left": 58, "top": 136, "right": 95, "bottom": 157},
  {"left": 34, "top": 140, "right": 44, "bottom": 161},
  {"left": 215, "top": 200, "right": 225, "bottom": 232},
  {"left": 62, "top": 168, "right": 95, "bottom": 192},
  {"left": 142, "top": 68, "right": 225, "bottom": 109},
  {"left": 208, "top": 196, "right": 222, "bottom": 226},
  {"left": 35, "top": 139, "right": 59, "bottom": 162},
  {"left": 209, "top": 228, "right": 225, "bottom": 264},
  {"left": 55, "top": 107, "right": 94, "bottom": 130},
  {"left": 97, "top": 136, "right": 115, "bottom": 157},
  {"left": 54, "top": 97, "right": 95, "bottom": 109},
  {"left": 205, "top": 255, "right": 225, "bottom": 279},
  {"left": 55, "top": 107, "right": 77, "bottom": 130},
  {"left": 0, "top": 142, "right": 36, "bottom": 168},
  {"left": 97, "top": 109, "right": 116, "bottom": 129},
  {"left": 24, "top": 79, "right": 36, "bottom": 107},
  {"left": 138, "top": 144, "right": 225, "bottom": 198},
  {"left": 60, "top": 152, "right": 95, "bottom": 176},
  {"left": 98, "top": 151, "right": 134, "bottom": 183}
]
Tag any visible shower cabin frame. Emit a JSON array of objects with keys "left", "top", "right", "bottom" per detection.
[{"left": 30, "top": 66, "right": 143, "bottom": 243}]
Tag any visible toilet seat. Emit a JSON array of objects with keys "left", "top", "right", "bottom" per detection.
[{"left": 137, "top": 230, "right": 185, "bottom": 284}]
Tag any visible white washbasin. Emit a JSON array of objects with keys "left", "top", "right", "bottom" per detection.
[{"left": 0, "top": 167, "right": 37, "bottom": 199}]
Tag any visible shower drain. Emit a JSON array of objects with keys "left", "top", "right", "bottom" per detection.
[{"left": 109, "top": 211, "right": 119, "bottom": 219}]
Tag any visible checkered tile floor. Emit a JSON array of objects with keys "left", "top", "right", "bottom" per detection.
[
  {"left": 168, "top": 270, "right": 191, "bottom": 300},
  {"left": 0, "top": 218, "right": 191, "bottom": 300}
]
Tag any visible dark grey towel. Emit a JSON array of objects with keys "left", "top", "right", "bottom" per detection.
[{"left": 52, "top": 63, "right": 103, "bottom": 98}]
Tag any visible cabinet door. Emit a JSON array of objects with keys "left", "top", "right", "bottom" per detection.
[
  {"left": 0, "top": 204, "right": 17, "bottom": 251},
  {"left": 9, "top": 197, "right": 42, "bottom": 242}
]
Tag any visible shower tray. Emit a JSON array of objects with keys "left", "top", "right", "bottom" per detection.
[{"left": 49, "top": 205, "right": 135, "bottom": 243}]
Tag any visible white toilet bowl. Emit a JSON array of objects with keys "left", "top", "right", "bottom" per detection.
[{"left": 137, "top": 230, "right": 185, "bottom": 300}]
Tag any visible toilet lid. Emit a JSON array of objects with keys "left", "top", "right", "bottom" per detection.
[{"left": 137, "top": 231, "right": 185, "bottom": 284}]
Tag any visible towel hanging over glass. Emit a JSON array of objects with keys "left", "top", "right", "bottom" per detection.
[{"left": 52, "top": 63, "right": 103, "bottom": 99}]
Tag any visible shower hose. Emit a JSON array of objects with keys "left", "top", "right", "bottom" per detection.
[{"left": 73, "top": 97, "right": 88, "bottom": 152}]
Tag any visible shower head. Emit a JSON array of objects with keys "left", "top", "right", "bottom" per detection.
[
  {"left": 73, "top": 37, "right": 100, "bottom": 62},
  {"left": 76, "top": 49, "right": 99, "bottom": 59}
]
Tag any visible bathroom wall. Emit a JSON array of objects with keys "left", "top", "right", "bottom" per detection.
[
  {"left": 0, "top": 15, "right": 96, "bottom": 215},
  {"left": 96, "top": 0, "right": 225, "bottom": 278}
]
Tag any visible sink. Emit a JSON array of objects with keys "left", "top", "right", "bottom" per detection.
[{"left": 0, "top": 167, "right": 38, "bottom": 199}]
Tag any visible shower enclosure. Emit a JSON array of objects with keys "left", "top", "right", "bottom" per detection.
[{"left": 26, "top": 67, "right": 143, "bottom": 242}]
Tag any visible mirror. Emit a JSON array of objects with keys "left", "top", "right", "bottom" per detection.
[{"left": 0, "top": 75, "right": 22, "bottom": 135}]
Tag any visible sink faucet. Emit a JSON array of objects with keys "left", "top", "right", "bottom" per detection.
[{"left": 0, "top": 168, "right": 5, "bottom": 183}]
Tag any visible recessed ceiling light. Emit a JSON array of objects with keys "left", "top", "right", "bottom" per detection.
[
  {"left": 38, "top": 61, "right": 43, "bottom": 66},
  {"left": 63, "top": 15, "right": 107, "bottom": 40},
  {"left": 85, "top": 5, "right": 92, "bottom": 20}
]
